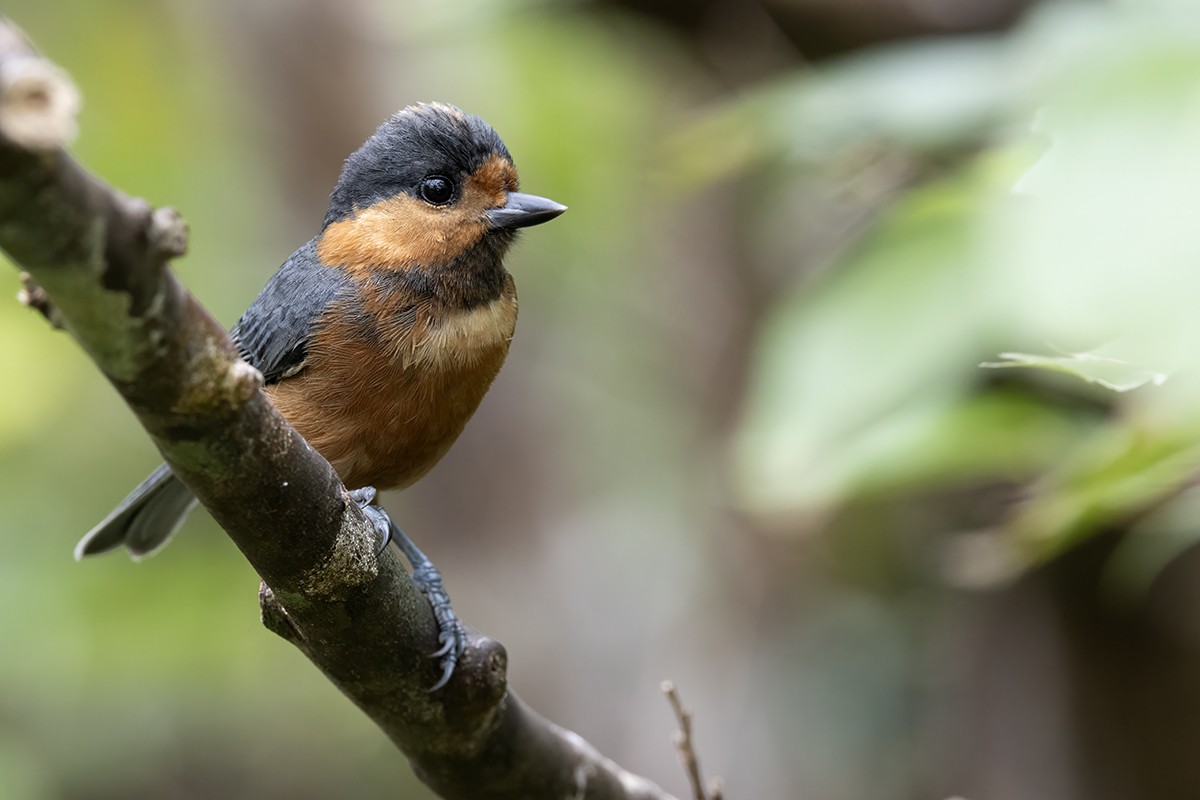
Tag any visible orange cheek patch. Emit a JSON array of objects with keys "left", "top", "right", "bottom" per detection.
[{"left": 317, "top": 194, "right": 488, "bottom": 272}]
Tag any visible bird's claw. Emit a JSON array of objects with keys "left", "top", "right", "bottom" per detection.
[
  {"left": 429, "top": 627, "right": 463, "bottom": 692},
  {"left": 430, "top": 631, "right": 456, "bottom": 659},
  {"left": 411, "top": 562, "right": 464, "bottom": 692}
]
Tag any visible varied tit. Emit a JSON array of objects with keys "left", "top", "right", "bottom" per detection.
[{"left": 78, "top": 102, "right": 566, "bottom": 687}]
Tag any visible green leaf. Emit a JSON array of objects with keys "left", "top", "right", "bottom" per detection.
[{"left": 981, "top": 350, "right": 1172, "bottom": 393}]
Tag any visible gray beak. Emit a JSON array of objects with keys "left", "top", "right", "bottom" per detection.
[{"left": 486, "top": 192, "right": 567, "bottom": 230}]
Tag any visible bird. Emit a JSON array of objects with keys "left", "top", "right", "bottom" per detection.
[{"left": 76, "top": 102, "right": 566, "bottom": 687}]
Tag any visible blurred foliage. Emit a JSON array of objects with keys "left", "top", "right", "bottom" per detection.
[
  {"left": 5, "top": 0, "right": 1200, "bottom": 799},
  {"left": 730, "top": 0, "right": 1200, "bottom": 582}
]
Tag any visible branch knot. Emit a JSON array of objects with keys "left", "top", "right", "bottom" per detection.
[{"left": 148, "top": 206, "right": 188, "bottom": 260}]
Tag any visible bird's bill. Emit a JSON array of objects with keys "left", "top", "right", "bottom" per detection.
[{"left": 486, "top": 192, "right": 567, "bottom": 230}]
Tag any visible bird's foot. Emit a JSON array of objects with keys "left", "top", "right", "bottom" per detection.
[
  {"left": 350, "top": 488, "right": 463, "bottom": 691},
  {"left": 349, "top": 486, "right": 390, "bottom": 554},
  {"left": 410, "top": 555, "right": 465, "bottom": 692}
]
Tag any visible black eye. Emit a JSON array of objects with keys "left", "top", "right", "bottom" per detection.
[{"left": 419, "top": 175, "right": 454, "bottom": 205}]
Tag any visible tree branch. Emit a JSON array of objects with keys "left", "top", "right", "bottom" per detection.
[{"left": 0, "top": 18, "right": 675, "bottom": 800}]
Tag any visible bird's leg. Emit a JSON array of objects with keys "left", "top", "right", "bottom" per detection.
[{"left": 350, "top": 487, "right": 464, "bottom": 691}]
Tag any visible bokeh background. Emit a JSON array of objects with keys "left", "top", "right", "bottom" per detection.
[{"left": 4, "top": 0, "right": 1200, "bottom": 798}]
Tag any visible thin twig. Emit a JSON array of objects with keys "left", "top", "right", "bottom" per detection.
[
  {"left": 663, "top": 681, "right": 724, "bottom": 800},
  {"left": 17, "top": 272, "right": 62, "bottom": 328}
]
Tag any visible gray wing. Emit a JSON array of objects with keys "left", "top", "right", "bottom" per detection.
[{"left": 230, "top": 239, "right": 353, "bottom": 385}]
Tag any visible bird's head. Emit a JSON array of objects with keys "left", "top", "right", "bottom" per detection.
[{"left": 317, "top": 103, "right": 565, "bottom": 273}]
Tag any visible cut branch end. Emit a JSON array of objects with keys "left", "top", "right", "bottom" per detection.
[{"left": 0, "top": 48, "right": 79, "bottom": 151}]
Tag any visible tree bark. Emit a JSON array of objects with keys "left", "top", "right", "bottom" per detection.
[{"left": 0, "top": 18, "right": 675, "bottom": 800}]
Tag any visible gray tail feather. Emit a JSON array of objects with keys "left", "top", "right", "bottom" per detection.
[{"left": 76, "top": 463, "right": 198, "bottom": 560}]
